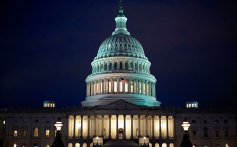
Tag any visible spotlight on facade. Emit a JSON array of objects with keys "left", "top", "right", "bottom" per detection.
[
  {"left": 54, "top": 121, "right": 63, "bottom": 131},
  {"left": 93, "top": 136, "right": 103, "bottom": 147},
  {"left": 179, "top": 118, "right": 192, "bottom": 147},
  {"left": 139, "top": 136, "right": 149, "bottom": 147}
]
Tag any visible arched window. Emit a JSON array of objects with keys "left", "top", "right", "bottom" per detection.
[
  {"left": 75, "top": 143, "right": 80, "bottom": 147},
  {"left": 155, "top": 143, "right": 159, "bottom": 147},
  {"left": 97, "top": 65, "right": 99, "bottom": 72},
  {"left": 225, "top": 144, "right": 229, "bottom": 147},
  {"left": 139, "top": 64, "right": 142, "bottom": 71},
  {"left": 104, "top": 63, "right": 107, "bottom": 71},
  {"left": 82, "top": 143, "right": 87, "bottom": 147},
  {"left": 125, "top": 62, "right": 128, "bottom": 70},
  {"left": 109, "top": 63, "right": 112, "bottom": 70},
  {"left": 68, "top": 143, "right": 73, "bottom": 147},
  {"left": 130, "top": 62, "right": 133, "bottom": 70},
  {"left": 120, "top": 62, "right": 123, "bottom": 69},
  {"left": 114, "top": 62, "right": 117, "bottom": 70},
  {"left": 13, "top": 143, "right": 17, "bottom": 147},
  {"left": 34, "top": 128, "right": 39, "bottom": 137},
  {"left": 135, "top": 63, "right": 138, "bottom": 70}
]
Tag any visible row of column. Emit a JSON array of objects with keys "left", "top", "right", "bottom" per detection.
[
  {"left": 92, "top": 61, "right": 150, "bottom": 74},
  {"left": 86, "top": 79, "right": 155, "bottom": 97},
  {"left": 68, "top": 115, "right": 173, "bottom": 139}
]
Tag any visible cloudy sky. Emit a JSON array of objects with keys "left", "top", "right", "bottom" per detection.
[{"left": 0, "top": 0, "right": 236, "bottom": 108}]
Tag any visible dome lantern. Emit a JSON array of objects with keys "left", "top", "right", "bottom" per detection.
[{"left": 112, "top": 0, "right": 130, "bottom": 35}]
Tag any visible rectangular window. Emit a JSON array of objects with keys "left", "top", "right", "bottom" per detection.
[
  {"left": 13, "top": 130, "right": 18, "bottom": 137},
  {"left": 45, "top": 129, "right": 50, "bottom": 137},
  {"left": 34, "top": 128, "right": 39, "bottom": 137}
]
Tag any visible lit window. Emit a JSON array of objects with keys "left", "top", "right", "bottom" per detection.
[
  {"left": 13, "top": 143, "right": 17, "bottom": 147},
  {"left": 225, "top": 144, "right": 229, "bottom": 147},
  {"left": 13, "top": 130, "right": 18, "bottom": 137},
  {"left": 45, "top": 129, "right": 50, "bottom": 137},
  {"left": 108, "top": 81, "right": 111, "bottom": 92},
  {"left": 34, "top": 128, "right": 39, "bottom": 137},
  {"left": 120, "top": 81, "right": 123, "bottom": 92},
  {"left": 46, "top": 145, "right": 49, "bottom": 147},
  {"left": 33, "top": 144, "right": 38, "bottom": 147},
  {"left": 131, "top": 81, "right": 134, "bottom": 93},
  {"left": 125, "top": 82, "right": 128, "bottom": 92},
  {"left": 3, "top": 120, "right": 5, "bottom": 124},
  {"left": 114, "top": 81, "right": 117, "bottom": 92}
]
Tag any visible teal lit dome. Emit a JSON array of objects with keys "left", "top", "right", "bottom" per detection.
[
  {"left": 81, "top": 2, "right": 161, "bottom": 108},
  {"left": 95, "top": 34, "right": 147, "bottom": 60}
]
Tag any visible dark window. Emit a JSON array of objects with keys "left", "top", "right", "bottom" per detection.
[
  {"left": 192, "top": 120, "right": 196, "bottom": 124},
  {"left": 125, "top": 62, "right": 128, "bottom": 70},
  {"left": 225, "top": 130, "right": 228, "bottom": 137},
  {"left": 215, "top": 130, "right": 219, "bottom": 137},
  {"left": 224, "top": 120, "right": 228, "bottom": 124},
  {"left": 120, "top": 62, "right": 123, "bottom": 69},
  {"left": 204, "top": 127, "right": 208, "bottom": 137},
  {"left": 204, "top": 120, "right": 207, "bottom": 124},
  {"left": 109, "top": 63, "right": 112, "bottom": 70},
  {"left": 193, "top": 130, "right": 196, "bottom": 136},
  {"left": 35, "top": 120, "right": 39, "bottom": 123},
  {"left": 114, "top": 62, "right": 117, "bottom": 70},
  {"left": 104, "top": 63, "right": 107, "bottom": 71}
]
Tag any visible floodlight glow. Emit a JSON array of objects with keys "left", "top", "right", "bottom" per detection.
[
  {"left": 54, "top": 121, "right": 63, "bottom": 131},
  {"left": 182, "top": 121, "right": 190, "bottom": 131}
]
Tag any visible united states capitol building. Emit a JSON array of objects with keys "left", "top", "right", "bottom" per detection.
[{"left": 0, "top": 2, "right": 236, "bottom": 147}]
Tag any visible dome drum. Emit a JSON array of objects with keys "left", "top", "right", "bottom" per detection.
[{"left": 91, "top": 57, "right": 151, "bottom": 75}]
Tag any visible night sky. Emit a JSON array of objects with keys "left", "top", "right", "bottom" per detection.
[{"left": 0, "top": 0, "right": 236, "bottom": 108}]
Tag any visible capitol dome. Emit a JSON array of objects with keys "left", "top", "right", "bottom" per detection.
[
  {"left": 81, "top": 2, "right": 161, "bottom": 107},
  {"left": 95, "top": 34, "right": 147, "bottom": 60}
]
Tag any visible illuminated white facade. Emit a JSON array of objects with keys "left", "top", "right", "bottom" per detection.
[{"left": 1, "top": 2, "right": 237, "bottom": 147}]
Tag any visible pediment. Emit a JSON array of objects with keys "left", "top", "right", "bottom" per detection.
[{"left": 96, "top": 100, "right": 144, "bottom": 110}]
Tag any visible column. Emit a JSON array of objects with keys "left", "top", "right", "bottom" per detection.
[
  {"left": 131, "top": 115, "right": 133, "bottom": 139},
  {"left": 145, "top": 116, "right": 147, "bottom": 136},
  {"left": 159, "top": 116, "right": 161, "bottom": 139},
  {"left": 102, "top": 115, "right": 104, "bottom": 137},
  {"left": 166, "top": 115, "right": 169, "bottom": 139},
  {"left": 128, "top": 80, "right": 131, "bottom": 93},
  {"left": 138, "top": 115, "right": 141, "bottom": 137},
  {"left": 88, "top": 115, "right": 90, "bottom": 138},
  {"left": 141, "top": 81, "right": 144, "bottom": 95},
  {"left": 94, "top": 115, "right": 96, "bottom": 136},
  {"left": 98, "top": 80, "right": 101, "bottom": 94},
  {"left": 73, "top": 115, "right": 76, "bottom": 138},
  {"left": 116, "top": 115, "right": 118, "bottom": 139},
  {"left": 124, "top": 115, "right": 126, "bottom": 138},
  {"left": 81, "top": 115, "right": 83, "bottom": 138},
  {"left": 111, "top": 79, "right": 114, "bottom": 93},
  {"left": 117, "top": 79, "right": 119, "bottom": 93},
  {"left": 152, "top": 115, "right": 155, "bottom": 138},
  {"left": 102, "top": 80, "right": 104, "bottom": 94},
  {"left": 109, "top": 115, "right": 111, "bottom": 139}
]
